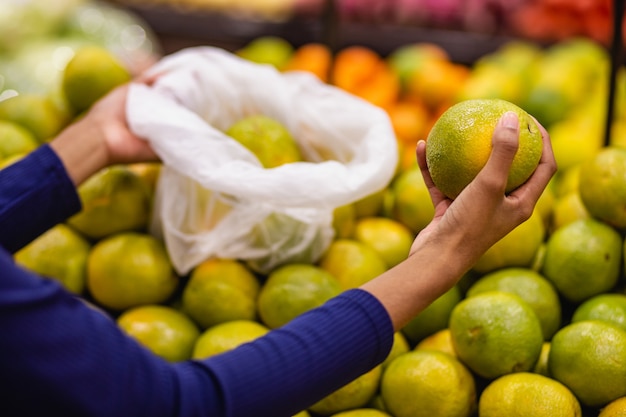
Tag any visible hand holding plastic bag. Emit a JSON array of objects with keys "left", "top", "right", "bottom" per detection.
[{"left": 126, "top": 46, "right": 398, "bottom": 275}]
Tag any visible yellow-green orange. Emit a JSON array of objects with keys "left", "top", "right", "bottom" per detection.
[
  {"left": 15, "top": 224, "right": 90, "bottom": 294},
  {"left": 415, "top": 329, "right": 457, "bottom": 357},
  {"left": 62, "top": 45, "right": 131, "bottom": 113},
  {"left": 381, "top": 350, "right": 476, "bottom": 417},
  {"left": 257, "top": 263, "right": 341, "bottom": 328},
  {"left": 466, "top": 267, "right": 561, "bottom": 339},
  {"left": 472, "top": 208, "right": 545, "bottom": 274},
  {"left": 572, "top": 293, "right": 626, "bottom": 333},
  {"left": 402, "top": 285, "right": 461, "bottom": 345},
  {"left": 449, "top": 291, "right": 543, "bottom": 379},
  {"left": 382, "top": 332, "right": 410, "bottom": 368},
  {"left": 181, "top": 258, "right": 260, "bottom": 329},
  {"left": 478, "top": 372, "right": 581, "bottom": 417},
  {"left": 425, "top": 98, "right": 542, "bottom": 199},
  {"left": 0, "top": 93, "right": 69, "bottom": 142},
  {"left": 548, "top": 320, "right": 626, "bottom": 407},
  {"left": 389, "top": 165, "right": 434, "bottom": 234},
  {"left": 225, "top": 114, "right": 302, "bottom": 168},
  {"left": 309, "top": 366, "right": 382, "bottom": 415},
  {"left": 87, "top": 232, "right": 178, "bottom": 311},
  {"left": 117, "top": 305, "right": 200, "bottom": 362},
  {"left": 579, "top": 147, "right": 626, "bottom": 229},
  {"left": 192, "top": 320, "right": 269, "bottom": 359},
  {"left": 599, "top": 397, "right": 626, "bottom": 417},
  {"left": 331, "top": 409, "right": 391, "bottom": 417},
  {"left": 541, "top": 218, "right": 622, "bottom": 303},
  {"left": 319, "top": 239, "right": 387, "bottom": 289},
  {"left": 354, "top": 217, "right": 413, "bottom": 268},
  {"left": 0, "top": 120, "right": 38, "bottom": 158},
  {"left": 68, "top": 165, "right": 152, "bottom": 240}
]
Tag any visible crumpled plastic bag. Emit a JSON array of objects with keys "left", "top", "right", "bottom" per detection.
[{"left": 126, "top": 46, "right": 398, "bottom": 275}]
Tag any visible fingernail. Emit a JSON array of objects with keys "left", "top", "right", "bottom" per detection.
[{"left": 501, "top": 111, "right": 519, "bottom": 130}]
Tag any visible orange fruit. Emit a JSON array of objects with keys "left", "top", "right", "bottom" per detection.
[
  {"left": 319, "top": 238, "right": 387, "bottom": 289},
  {"left": 283, "top": 43, "right": 332, "bottom": 82},
  {"left": 353, "top": 216, "right": 414, "bottom": 268},
  {"left": 388, "top": 165, "right": 434, "bottom": 234},
  {"left": 571, "top": 293, "right": 626, "bottom": 333},
  {"left": 387, "top": 100, "right": 430, "bottom": 145},
  {"left": 402, "top": 285, "right": 462, "bottom": 345},
  {"left": 192, "top": 319, "right": 269, "bottom": 359},
  {"left": 117, "top": 304, "right": 200, "bottom": 362},
  {"left": 598, "top": 396, "right": 626, "bottom": 417},
  {"left": 415, "top": 328, "right": 457, "bottom": 357},
  {"left": 87, "top": 232, "right": 178, "bottom": 311},
  {"left": 425, "top": 98, "right": 543, "bottom": 200}
]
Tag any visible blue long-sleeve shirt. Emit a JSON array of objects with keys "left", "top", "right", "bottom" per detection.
[{"left": 0, "top": 145, "right": 394, "bottom": 417}]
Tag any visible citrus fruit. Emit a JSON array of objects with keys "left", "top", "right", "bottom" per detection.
[
  {"left": 181, "top": 258, "right": 260, "bottom": 329},
  {"left": 225, "top": 114, "right": 302, "bottom": 168},
  {"left": 293, "top": 411, "right": 311, "bottom": 417},
  {"left": 415, "top": 328, "right": 457, "bottom": 357},
  {"left": 572, "top": 293, "right": 626, "bottom": 332},
  {"left": 309, "top": 365, "right": 382, "bottom": 415},
  {"left": 478, "top": 372, "right": 581, "bottom": 417},
  {"left": 472, "top": 208, "right": 545, "bottom": 274},
  {"left": 599, "top": 397, "right": 626, "bottom": 417},
  {"left": 389, "top": 165, "right": 434, "bottom": 234},
  {"left": 236, "top": 36, "right": 294, "bottom": 70},
  {"left": 549, "top": 320, "right": 626, "bottom": 407},
  {"left": 68, "top": 165, "right": 152, "bottom": 240},
  {"left": 14, "top": 223, "right": 91, "bottom": 295},
  {"left": 319, "top": 238, "right": 387, "bottom": 290},
  {"left": 62, "top": 45, "right": 131, "bottom": 113},
  {"left": 354, "top": 188, "right": 387, "bottom": 219},
  {"left": 532, "top": 341, "right": 551, "bottom": 376},
  {"left": 425, "top": 98, "right": 543, "bottom": 200},
  {"left": 117, "top": 304, "right": 200, "bottom": 362},
  {"left": 257, "top": 263, "right": 341, "bottom": 329},
  {"left": 0, "top": 120, "right": 38, "bottom": 158},
  {"left": 332, "top": 203, "right": 357, "bottom": 239},
  {"left": 449, "top": 291, "right": 544, "bottom": 379},
  {"left": 551, "top": 191, "right": 590, "bottom": 231},
  {"left": 541, "top": 218, "right": 622, "bottom": 303},
  {"left": 353, "top": 216, "right": 414, "bottom": 268},
  {"left": 382, "top": 332, "right": 410, "bottom": 368},
  {"left": 0, "top": 93, "right": 70, "bottom": 142},
  {"left": 402, "top": 285, "right": 462, "bottom": 345},
  {"left": 381, "top": 350, "right": 476, "bottom": 417},
  {"left": 87, "top": 232, "right": 178, "bottom": 311},
  {"left": 466, "top": 267, "right": 562, "bottom": 340},
  {"left": 330, "top": 409, "right": 391, "bottom": 417},
  {"left": 192, "top": 319, "right": 269, "bottom": 359},
  {"left": 579, "top": 147, "right": 626, "bottom": 229}
]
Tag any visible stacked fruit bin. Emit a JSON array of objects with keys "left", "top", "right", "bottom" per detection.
[{"left": 2, "top": 0, "right": 626, "bottom": 416}]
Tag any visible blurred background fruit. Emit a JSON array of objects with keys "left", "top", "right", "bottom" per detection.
[{"left": 192, "top": 319, "right": 270, "bottom": 359}]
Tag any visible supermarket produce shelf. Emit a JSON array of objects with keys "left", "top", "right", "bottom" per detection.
[{"left": 120, "top": 3, "right": 523, "bottom": 64}]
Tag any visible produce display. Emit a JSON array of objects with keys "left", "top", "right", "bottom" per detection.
[{"left": 2, "top": 1, "right": 626, "bottom": 415}]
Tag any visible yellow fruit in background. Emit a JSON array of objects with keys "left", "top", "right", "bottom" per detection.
[
  {"left": 381, "top": 350, "right": 476, "bottom": 417},
  {"left": 532, "top": 341, "right": 551, "bottom": 377},
  {"left": 0, "top": 153, "right": 26, "bottom": 169},
  {"left": 309, "top": 366, "right": 382, "bottom": 416},
  {"left": 472, "top": 208, "right": 545, "bottom": 274},
  {"left": 0, "top": 93, "right": 70, "bottom": 142},
  {"left": 62, "top": 45, "right": 131, "bottom": 113},
  {"left": 257, "top": 263, "right": 341, "bottom": 329},
  {"left": 549, "top": 320, "right": 626, "bottom": 407},
  {"left": 541, "top": 218, "right": 622, "bottom": 303},
  {"left": 192, "top": 319, "right": 269, "bottom": 359},
  {"left": 225, "top": 114, "right": 302, "bottom": 168},
  {"left": 68, "top": 165, "right": 152, "bottom": 240},
  {"left": 331, "top": 409, "right": 391, "bottom": 417},
  {"left": 319, "top": 239, "right": 387, "bottom": 290},
  {"left": 466, "top": 267, "right": 562, "bottom": 340},
  {"left": 0, "top": 120, "right": 38, "bottom": 158},
  {"left": 14, "top": 224, "right": 90, "bottom": 295},
  {"left": 579, "top": 147, "right": 626, "bottom": 229},
  {"left": 332, "top": 203, "right": 357, "bottom": 239},
  {"left": 572, "top": 293, "right": 626, "bottom": 333},
  {"left": 293, "top": 411, "right": 311, "bottom": 417},
  {"left": 353, "top": 188, "right": 386, "bottom": 219},
  {"left": 599, "top": 397, "right": 626, "bottom": 417},
  {"left": 550, "top": 191, "right": 590, "bottom": 232},
  {"left": 535, "top": 184, "right": 555, "bottom": 227},
  {"left": 553, "top": 164, "right": 581, "bottom": 198},
  {"left": 389, "top": 165, "right": 434, "bottom": 234},
  {"left": 415, "top": 328, "right": 456, "bottom": 357},
  {"left": 401, "top": 285, "right": 461, "bottom": 345},
  {"left": 353, "top": 217, "right": 414, "bottom": 268},
  {"left": 382, "top": 332, "right": 410, "bottom": 368},
  {"left": 117, "top": 305, "right": 200, "bottom": 363},
  {"left": 127, "top": 162, "right": 162, "bottom": 199},
  {"left": 478, "top": 372, "right": 581, "bottom": 417},
  {"left": 181, "top": 258, "right": 260, "bottom": 329},
  {"left": 449, "top": 291, "right": 543, "bottom": 379},
  {"left": 236, "top": 36, "right": 294, "bottom": 70},
  {"left": 425, "top": 98, "right": 543, "bottom": 200},
  {"left": 549, "top": 116, "right": 603, "bottom": 172},
  {"left": 87, "top": 232, "right": 178, "bottom": 311}
]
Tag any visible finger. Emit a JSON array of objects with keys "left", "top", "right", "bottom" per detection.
[
  {"left": 476, "top": 111, "right": 520, "bottom": 192},
  {"left": 416, "top": 140, "right": 447, "bottom": 206}
]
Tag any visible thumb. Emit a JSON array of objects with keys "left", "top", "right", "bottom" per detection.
[{"left": 477, "top": 111, "right": 520, "bottom": 190}]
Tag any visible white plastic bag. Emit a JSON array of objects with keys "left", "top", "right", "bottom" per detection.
[{"left": 126, "top": 46, "right": 398, "bottom": 275}]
